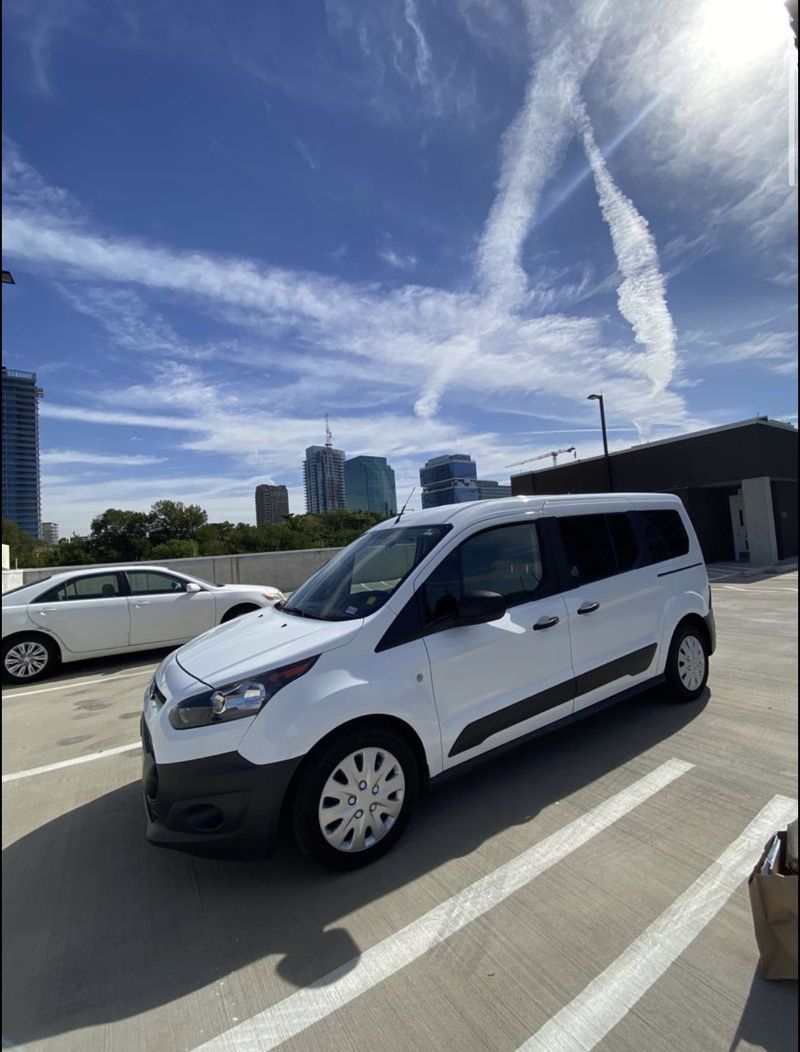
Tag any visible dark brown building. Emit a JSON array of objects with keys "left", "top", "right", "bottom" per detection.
[
  {"left": 255, "top": 484, "right": 289, "bottom": 527},
  {"left": 511, "top": 418, "right": 797, "bottom": 566}
]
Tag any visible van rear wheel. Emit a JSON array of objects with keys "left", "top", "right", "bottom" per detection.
[
  {"left": 291, "top": 726, "right": 419, "bottom": 870},
  {"left": 665, "top": 624, "right": 708, "bottom": 701}
]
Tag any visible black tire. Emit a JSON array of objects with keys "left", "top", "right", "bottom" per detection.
[
  {"left": 664, "top": 623, "right": 709, "bottom": 701},
  {"left": 291, "top": 726, "right": 420, "bottom": 871},
  {"left": 2, "top": 633, "right": 60, "bottom": 685},
  {"left": 220, "top": 604, "right": 259, "bottom": 623}
]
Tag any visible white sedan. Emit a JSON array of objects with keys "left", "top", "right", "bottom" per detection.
[{"left": 2, "top": 566, "right": 285, "bottom": 684}]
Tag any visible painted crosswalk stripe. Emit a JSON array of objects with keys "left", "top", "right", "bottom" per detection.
[
  {"left": 517, "top": 793, "right": 798, "bottom": 1052},
  {"left": 193, "top": 758, "right": 693, "bottom": 1052}
]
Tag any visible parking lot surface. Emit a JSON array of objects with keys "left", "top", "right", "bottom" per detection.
[{"left": 2, "top": 570, "right": 798, "bottom": 1052}]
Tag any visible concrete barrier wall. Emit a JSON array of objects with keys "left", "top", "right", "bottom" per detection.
[{"left": 2, "top": 547, "right": 344, "bottom": 594}]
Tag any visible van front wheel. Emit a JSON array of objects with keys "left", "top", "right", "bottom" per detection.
[{"left": 291, "top": 727, "right": 419, "bottom": 870}]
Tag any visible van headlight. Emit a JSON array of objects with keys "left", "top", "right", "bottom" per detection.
[{"left": 168, "top": 656, "right": 319, "bottom": 730}]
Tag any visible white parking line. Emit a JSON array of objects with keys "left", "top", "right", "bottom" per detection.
[
  {"left": 3, "top": 666, "right": 154, "bottom": 699},
  {"left": 2, "top": 742, "right": 140, "bottom": 783},
  {"left": 193, "top": 758, "right": 693, "bottom": 1052},
  {"left": 717, "top": 585, "right": 798, "bottom": 594},
  {"left": 517, "top": 794, "right": 798, "bottom": 1052}
]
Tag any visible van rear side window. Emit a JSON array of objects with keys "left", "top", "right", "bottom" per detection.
[{"left": 638, "top": 509, "right": 690, "bottom": 564}]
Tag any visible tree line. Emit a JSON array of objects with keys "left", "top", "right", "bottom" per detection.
[{"left": 3, "top": 501, "right": 385, "bottom": 568}]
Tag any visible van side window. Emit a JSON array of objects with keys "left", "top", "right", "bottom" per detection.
[
  {"left": 421, "top": 522, "right": 547, "bottom": 627},
  {"left": 607, "top": 512, "right": 638, "bottom": 572},
  {"left": 421, "top": 549, "right": 462, "bottom": 625},
  {"left": 558, "top": 515, "right": 617, "bottom": 585},
  {"left": 638, "top": 509, "right": 690, "bottom": 563}
]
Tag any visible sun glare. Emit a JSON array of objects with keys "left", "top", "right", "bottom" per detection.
[{"left": 697, "top": 0, "right": 792, "bottom": 67}]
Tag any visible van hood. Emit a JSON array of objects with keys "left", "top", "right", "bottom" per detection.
[{"left": 175, "top": 605, "right": 362, "bottom": 688}]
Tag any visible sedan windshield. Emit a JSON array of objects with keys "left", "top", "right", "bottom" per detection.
[{"left": 281, "top": 524, "right": 450, "bottom": 622}]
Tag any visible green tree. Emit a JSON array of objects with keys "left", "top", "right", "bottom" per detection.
[
  {"left": 2, "top": 518, "right": 48, "bottom": 567},
  {"left": 151, "top": 538, "right": 199, "bottom": 559},
  {"left": 149, "top": 500, "right": 208, "bottom": 546},
  {"left": 196, "top": 522, "right": 235, "bottom": 556},
  {"left": 45, "top": 536, "right": 95, "bottom": 566},
  {"left": 89, "top": 509, "right": 153, "bottom": 562}
]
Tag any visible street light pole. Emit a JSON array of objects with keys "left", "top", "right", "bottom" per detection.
[{"left": 587, "top": 393, "right": 612, "bottom": 491}]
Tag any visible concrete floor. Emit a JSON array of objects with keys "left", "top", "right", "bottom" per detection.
[{"left": 2, "top": 570, "right": 797, "bottom": 1052}]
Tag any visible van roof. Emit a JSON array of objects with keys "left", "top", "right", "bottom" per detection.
[{"left": 375, "top": 492, "right": 682, "bottom": 529}]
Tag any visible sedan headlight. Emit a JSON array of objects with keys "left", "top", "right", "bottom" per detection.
[{"left": 169, "top": 656, "right": 318, "bottom": 730}]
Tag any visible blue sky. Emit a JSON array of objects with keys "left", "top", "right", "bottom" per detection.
[{"left": 2, "top": 0, "right": 797, "bottom": 534}]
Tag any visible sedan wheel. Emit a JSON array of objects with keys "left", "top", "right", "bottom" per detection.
[{"left": 3, "top": 636, "right": 57, "bottom": 684}]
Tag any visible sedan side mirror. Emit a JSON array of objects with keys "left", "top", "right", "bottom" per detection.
[
  {"left": 186, "top": 582, "right": 202, "bottom": 593},
  {"left": 456, "top": 590, "right": 506, "bottom": 626}
]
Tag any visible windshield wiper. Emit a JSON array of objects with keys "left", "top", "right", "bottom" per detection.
[{"left": 279, "top": 605, "right": 326, "bottom": 621}]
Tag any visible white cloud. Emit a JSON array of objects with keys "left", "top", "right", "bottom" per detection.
[
  {"left": 476, "top": 0, "right": 611, "bottom": 308},
  {"left": 293, "top": 137, "right": 319, "bottom": 172},
  {"left": 377, "top": 243, "right": 418, "bottom": 270},
  {"left": 40, "top": 449, "right": 167, "bottom": 466},
  {"left": 594, "top": 0, "right": 797, "bottom": 281},
  {"left": 575, "top": 96, "right": 676, "bottom": 391},
  {"left": 683, "top": 330, "right": 797, "bottom": 375}
]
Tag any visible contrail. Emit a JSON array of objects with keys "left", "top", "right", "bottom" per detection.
[{"left": 575, "top": 96, "right": 677, "bottom": 391}]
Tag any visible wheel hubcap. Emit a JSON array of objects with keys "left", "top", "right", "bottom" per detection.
[
  {"left": 677, "top": 635, "right": 705, "bottom": 691},
  {"left": 318, "top": 747, "right": 405, "bottom": 853},
  {"left": 5, "top": 641, "right": 49, "bottom": 679}
]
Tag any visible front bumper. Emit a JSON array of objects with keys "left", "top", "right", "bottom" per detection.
[{"left": 141, "top": 717, "right": 300, "bottom": 859}]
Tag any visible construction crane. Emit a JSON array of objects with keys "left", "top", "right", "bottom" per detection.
[{"left": 506, "top": 446, "right": 577, "bottom": 469}]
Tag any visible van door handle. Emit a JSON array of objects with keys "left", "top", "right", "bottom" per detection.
[
  {"left": 577, "top": 601, "right": 600, "bottom": 614},
  {"left": 533, "top": 616, "right": 560, "bottom": 630},
  {"left": 134, "top": 601, "right": 150, "bottom": 607}
]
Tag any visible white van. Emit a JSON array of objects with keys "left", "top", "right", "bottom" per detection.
[{"left": 141, "top": 494, "right": 714, "bottom": 869}]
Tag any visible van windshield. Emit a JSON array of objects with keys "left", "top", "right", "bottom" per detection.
[{"left": 280, "top": 524, "right": 450, "bottom": 622}]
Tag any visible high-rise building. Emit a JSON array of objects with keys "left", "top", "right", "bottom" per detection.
[
  {"left": 2, "top": 367, "right": 44, "bottom": 538},
  {"left": 255, "top": 484, "right": 289, "bottom": 526},
  {"left": 420, "top": 454, "right": 510, "bottom": 508},
  {"left": 420, "top": 453, "right": 478, "bottom": 508},
  {"left": 41, "top": 521, "right": 60, "bottom": 545},
  {"left": 304, "top": 421, "right": 346, "bottom": 513},
  {"left": 475, "top": 480, "right": 512, "bottom": 500},
  {"left": 345, "top": 456, "right": 397, "bottom": 517}
]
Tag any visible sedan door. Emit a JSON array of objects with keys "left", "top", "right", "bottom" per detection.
[
  {"left": 419, "top": 520, "right": 573, "bottom": 768},
  {"left": 27, "top": 572, "right": 130, "bottom": 654},
  {"left": 126, "top": 571, "right": 215, "bottom": 647}
]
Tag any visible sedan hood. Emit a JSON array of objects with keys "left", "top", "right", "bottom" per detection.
[
  {"left": 216, "top": 583, "right": 280, "bottom": 592},
  {"left": 175, "top": 605, "right": 361, "bottom": 688}
]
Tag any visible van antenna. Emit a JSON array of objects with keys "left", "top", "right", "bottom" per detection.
[{"left": 395, "top": 487, "right": 415, "bottom": 524}]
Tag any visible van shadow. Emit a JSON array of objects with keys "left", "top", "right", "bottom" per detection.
[{"left": 3, "top": 688, "right": 708, "bottom": 1045}]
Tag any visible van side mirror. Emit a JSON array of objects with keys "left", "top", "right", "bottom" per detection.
[
  {"left": 456, "top": 591, "right": 506, "bottom": 625},
  {"left": 186, "top": 582, "right": 202, "bottom": 593}
]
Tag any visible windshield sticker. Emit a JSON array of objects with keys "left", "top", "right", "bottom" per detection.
[
  {"left": 366, "top": 596, "right": 377, "bottom": 605},
  {"left": 345, "top": 605, "right": 358, "bottom": 615}
]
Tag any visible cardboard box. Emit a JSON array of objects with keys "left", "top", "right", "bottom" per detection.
[{"left": 748, "top": 830, "right": 798, "bottom": 980}]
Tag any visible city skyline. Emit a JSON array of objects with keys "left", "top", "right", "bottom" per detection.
[{"left": 2, "top": 0, "right": 796, "bottom": 535}]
